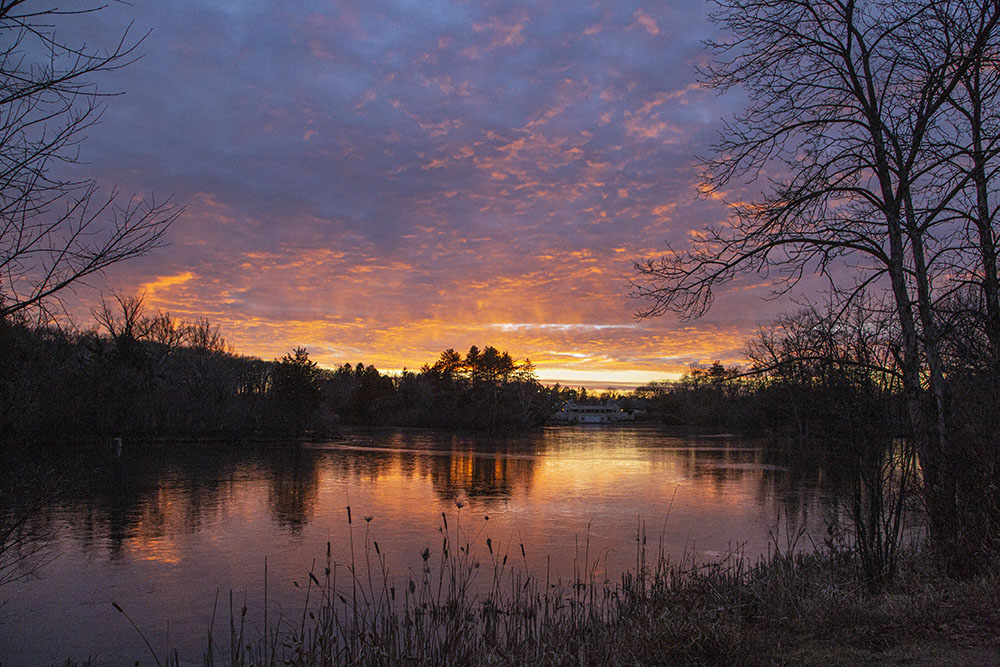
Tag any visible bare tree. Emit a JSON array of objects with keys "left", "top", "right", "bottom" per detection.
[
  {"left": 632, "top": 0, "right": 1000, "bottom": 573},
  {"left": 147, "top": 311, "right": 189, "bottom": 355},
  {"left": 746, "top": 303, "right": 912, "bottom": 587},
  {"left": 0, "top": 2, "right": 180, "bottom": 320},
  {"left": 189, "top": 316, "right": 228, "bottom": 353},
  {"left": 933, "top": 2, "right": 1000, "bottom": 367},
  {"left": 92, "top": 290, "right": 152, "bottom": 363}
]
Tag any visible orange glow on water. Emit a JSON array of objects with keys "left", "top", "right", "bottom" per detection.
[{"left": 4, "top": 429, "right": 840, "bottom": 665}]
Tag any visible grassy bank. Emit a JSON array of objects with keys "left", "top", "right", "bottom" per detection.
[{"left": 100, "top": 511, "right": 999, "bottom": 667}]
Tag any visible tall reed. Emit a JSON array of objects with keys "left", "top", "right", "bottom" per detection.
[{"left": 185, "top": 505, "right": 853, "bottom": 667}]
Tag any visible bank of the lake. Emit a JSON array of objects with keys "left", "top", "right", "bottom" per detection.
[
  {"left": 255, "top": 546, "right": 996, "bottom": 667},
  {"left": 64, "top": 541, "right": 1000, "bottom": 666}
]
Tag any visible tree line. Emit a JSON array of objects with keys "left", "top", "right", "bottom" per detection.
[{"left": 0, "top": 295, "right": 557, "bottom": 446}]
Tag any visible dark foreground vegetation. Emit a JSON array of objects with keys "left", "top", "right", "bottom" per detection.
[{"left": 86, "top": 512, "right": 998, "bottom": 667}]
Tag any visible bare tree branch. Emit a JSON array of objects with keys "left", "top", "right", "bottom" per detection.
[{"left": 0, "top": 2, "right": 180, "bottom": 320}]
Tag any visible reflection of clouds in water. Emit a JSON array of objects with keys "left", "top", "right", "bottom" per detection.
[
  {"left": 11, "top": 428, "right": 849, "bottom": 561},
  {"left": 2, "top": 428, "right": 854, "bottom": 665},
  {"left": 429, "top": 449, "right": 536, "bottom": 502}
]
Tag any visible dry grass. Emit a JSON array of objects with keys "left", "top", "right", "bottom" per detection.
[{"left": 106, "top": 509, "right": 999, "bottom": 667}]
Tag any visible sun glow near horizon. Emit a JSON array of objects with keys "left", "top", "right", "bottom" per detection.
[
  {"left": 124, "top": 282, "right": 746, "bottom": 387},
  {"left": 99, "top": 265, "right": 760, "bottom": 389},
  {"left": 70, "top": 0, "right": 784, "bottom": 391}
]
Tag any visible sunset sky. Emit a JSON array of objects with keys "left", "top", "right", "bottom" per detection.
[{"left": 66, "top": 0, "right": 807, "bottom": 387}]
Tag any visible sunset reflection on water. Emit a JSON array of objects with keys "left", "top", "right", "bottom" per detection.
[{"left": 1, "top": 426, "right": 846, "bottom": 665}]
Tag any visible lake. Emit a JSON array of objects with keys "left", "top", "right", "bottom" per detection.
[{"left": 0, "top": 426, "right": 848, "bottom": 665}]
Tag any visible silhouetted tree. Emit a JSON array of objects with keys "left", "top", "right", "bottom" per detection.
[
  {"left": 146, "top": 312, "right": 190, "bottom": 362},
  {"left": 0, "top": 3, "right": 180, "bottom": 320},
  {"left": 270, "top": 347, "right": 323, "bottom": 431},
  {"left": 189, "top": 317, "right": 228, "bottom": 353},
  {"left": 632, "top": 0, "right": 1000, "bottom": 576},
  {"left": 431, "top": 348, "right": 464, "bottom": 381},
  {"left": 93, "top": 292, "right": 153, "bottom": 365},
  {"left": 346, "top": 363, "right": 395, "bottom": 425}
]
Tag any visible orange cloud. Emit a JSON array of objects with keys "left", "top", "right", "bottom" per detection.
[
  {"left": 140, "top": 272, "right": 197, "bottom": 298},
  {"left": 633, "top": 9, "right": 661, "bottom": 36}
]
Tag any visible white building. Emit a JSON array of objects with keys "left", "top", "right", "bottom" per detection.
[{"left": 551, "top": 400, "right": 635, "bottom": 424}]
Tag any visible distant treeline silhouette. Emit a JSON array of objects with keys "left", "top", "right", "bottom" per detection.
[
  {"left": 0, "top": 292, "right": 927, "bottom": 447},
  {"left": 6, "top": 291, "right": 981, "bottom": 450},
  {"left": 639, "top": 298, "right": 993, "bottom": 450},
  {"left": 0, "top": 294, "right": 570, "bottom": 445},
  {"left": 636, "top": 305, "right": 908, "bottom": 440}
]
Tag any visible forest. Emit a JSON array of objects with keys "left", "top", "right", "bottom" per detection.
[
  {"left": 0, "top": 295, "right": 563, "bottom": 445},
  {"left": 0, "top": 289, "right": 917, "bottom": 448},
  {"left": 2, "top": 287, "right": 969, "bottom": 449}
]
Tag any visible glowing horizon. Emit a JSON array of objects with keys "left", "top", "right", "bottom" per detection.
[
  {"left": 122, "top": 264, "right": 755, "bottom": 387},
  {"left": 58, "top": 1, "right": 812, "bottom": 383}
]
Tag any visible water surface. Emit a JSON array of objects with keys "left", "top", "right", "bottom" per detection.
[{"left": 0, "top": 426, "right": 846, "bottom": 665}]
